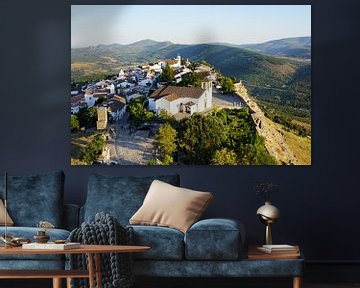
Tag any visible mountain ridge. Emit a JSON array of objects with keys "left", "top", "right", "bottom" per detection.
[
  {"left": 71, "top": 37, "right": 311, "bottom": 111},
  {"left": 240, "top": 36, "right": 311, "bottom": 59}
]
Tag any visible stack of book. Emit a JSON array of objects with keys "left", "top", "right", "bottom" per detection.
[
  {"left": 248, "top": 244, "right": 300, "bottom": 259},
  {"left": 257, "top": 244, "right": 299, "bottom": 255},
  {"left": 22, "top": 242, "right": 80, "bottom": 250}
]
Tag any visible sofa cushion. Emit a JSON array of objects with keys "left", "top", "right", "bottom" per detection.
[
  {"left": 84, "top": 174, "right": 180, "bottom": 225},
  {"left": 130, "top": 225, "right": 184, "bottom": 260},
  {"left": 0, "top": 199, "right": 14, "bottom": 226},
  {"left": 184, "top": 218, "right": 245, "bottom": 260},
  {"left": 130, "top": 180, "right": 213, "bottom": 233},
  {"left": 0, "top": 227, "right": 70, "bottom": 261},
  {"left": 0, "top": 171, "right": 64, "bottom": 227}
]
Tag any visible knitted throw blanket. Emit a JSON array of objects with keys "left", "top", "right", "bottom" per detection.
[{"left": 68, "top": 212, "right": 135, "bottom": 288}]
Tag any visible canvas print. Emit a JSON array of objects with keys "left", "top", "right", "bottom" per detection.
[{"left": 71, "top": 5, "right": 311, "bottom": 166}]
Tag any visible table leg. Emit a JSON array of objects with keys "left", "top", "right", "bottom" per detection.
[
  {"left": 293, "top": 276, "right": 302, "bottom": 288},
  {"left": 95, "top": 253, "right": 102, "bottom": 288},
  {"left": 66, "top": 277, "right": 72, "bottom": 288},
  {"left": 52, "top": 278, "right": 62, "bottom": 288},
  {"left": 88, "top": 253, "right": 95, "bottom": 288}
]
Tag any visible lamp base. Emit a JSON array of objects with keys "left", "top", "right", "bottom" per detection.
[{"left": 265, "top": 223, "right": 272, "bottom": 245}]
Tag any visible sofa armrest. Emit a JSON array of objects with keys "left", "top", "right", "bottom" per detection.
[
  {"left": 184, "top": 218, "right": 245, "bottom": 260},
  {"left": 63, "top": 204, "right": 80, "bottom": 231}
]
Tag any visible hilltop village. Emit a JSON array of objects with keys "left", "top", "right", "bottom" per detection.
[
  {"left": 71, "top": 56, "right": 217, "bottom": 129},
  {"left": 70, "top": 56, "right": 278, "bottom": 166}
]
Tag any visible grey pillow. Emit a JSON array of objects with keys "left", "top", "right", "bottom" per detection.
[
  {"left": 84, "top": 174, "right": 180, "bottom": 225},
  {"left": 0, "top": 171, "right": 64, "bottom": 227}
]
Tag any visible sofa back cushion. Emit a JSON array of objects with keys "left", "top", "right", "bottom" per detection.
[
  {"left": 84, "top": 174, "right": 180, "bottom": 225},
  {"left": 0, "top": 171, "right": 64, "bottom": 227}
]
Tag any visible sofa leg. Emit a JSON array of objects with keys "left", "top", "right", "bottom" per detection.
[
  {"left": 53, "top": 278, "right": 62, "bottom": 288},
  {"left": 293, "top": 276, "right": 302, "bottom": 288},
  {"left": 67, "top": 277, "right": 72, "bottom": 288}
]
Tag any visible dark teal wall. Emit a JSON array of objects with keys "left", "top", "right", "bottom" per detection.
[{"left": 0, "top": 0, "right": 359, "bottom": 263}]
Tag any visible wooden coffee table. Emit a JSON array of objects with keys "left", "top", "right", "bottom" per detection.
[{"left": 0, "top": 244, "right": 150, "bottom": 288}]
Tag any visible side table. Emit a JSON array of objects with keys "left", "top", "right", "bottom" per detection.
[{"left": 247, "top": 245, "right": 303, "bottom": 288}]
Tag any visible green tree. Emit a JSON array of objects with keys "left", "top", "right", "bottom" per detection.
[
  {"left": 70, "top": 115, "right": 80, "bottom": 132},
  {"left": 95, "top": 96, "right": 105, "bottom": 105},
  {"left": 158, "top": 109, "right": 176, "bottom": 123},
  {"left": 238, "top": 137, "right": 277, "bottom": 165},
  {"left": 162, "top": 154, "right": 174, "bottom": 165},
  {"left": 126, "top": 97, "right": 155, "bottom": 127},
  {"left": 161, "top": 63, "right": 174, "bottom": 83},
  {"left": 155, "top": 123, "right": 177, "bottom": 163},
  {"left": 147, "top": 159, "right": 158, "bottom": 165},
  {"left": 177, "top": 72, "right": 202, "bottom": 88},
  {"left": 178, "top": 114, "right": 226, "bottom": 164},
  {"left": 219, "top": 76, "right": 235, "bottom": 94},
  {"left": 211, "top": 148, "right": 238, "bottom": 165},
  {"left": 75, "top": 107, "right": 98, "bottom": 128},
  {"left": 81, "top": 134, "right": 106, "bottom": 165}
]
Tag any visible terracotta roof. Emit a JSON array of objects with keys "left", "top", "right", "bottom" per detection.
[
  {"left": 107, "top": 95, "right": 126, "bottom": 111},
  {"left": 162, "top": 59, "right": 178, "bottom": 65},
  {"left": 149, "top": 86, "right": 205, "bottom": 101},
  {"left": 70, "top": 94, "right": 84, "bottom": 104}
]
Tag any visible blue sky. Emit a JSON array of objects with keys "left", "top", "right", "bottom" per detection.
[{"left": 71, "top": 5, "right": 311, "bottom": 48}]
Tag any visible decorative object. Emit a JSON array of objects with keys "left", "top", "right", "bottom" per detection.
[
  {"left": 34, "top": 220, "right": 55, "bottom": 243},
  {"left": 0, "top": 199, "right": 14, "bottom": 226},
  {"left": 130, "top": 180, "right": 213, "bottom": 233},
  {"left": 0, "top": 234, "right": 31, "bottom": 247},
  {"left": 255, "top": 181, "right": 280, "bottom": 245},
  {"left": 33, "top": 230, "right": 50, "bottom": 243}
]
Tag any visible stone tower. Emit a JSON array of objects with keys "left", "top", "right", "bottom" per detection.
[
  {"left": 201, "top": 81, "right": 212, "bottom": 109},
  {"left": 97, "top": 106, "right": 108, "bottom": 130},
  {"left": 177, "top": 55, "right": 181, "bottom": 67}
]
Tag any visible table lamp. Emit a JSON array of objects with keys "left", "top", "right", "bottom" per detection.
[{"left": 256, "top": 201, "right": 280, "bottom": 245}]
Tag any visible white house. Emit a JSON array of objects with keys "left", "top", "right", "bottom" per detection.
[
  {"left": 108, "top": 83, "right": 115, "bottom": 94},
  {"left": 148, "top": 82, "right": 212, "bottom": 116},
  {"left": 174, "top": 67, "right": 192, "bottom": 83},
  {"left": 106, "top": 95, "right": 126, "bottom": 122},
  {"left": 71, "top": 94, "right": 85, "bottom": 114},
  {"left": 159, "top": 55, "right": 181, "bottom": 69},
  {"left": 148, "top": 62, "right": 162, "bottom": 73},
  {"left": 84, "top": 90, "right": 97, "bottom": 107}
]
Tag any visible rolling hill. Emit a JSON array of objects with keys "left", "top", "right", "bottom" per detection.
[
  {"left": 240, "top": 36, "right": 311, "bottom": 59},
  {"left": 71, "top": 39, "right": 311, "bottom": 111}
]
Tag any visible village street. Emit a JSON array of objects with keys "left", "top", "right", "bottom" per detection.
[{"left": 107, "top": 113, "right": 155, "bottom": 165}]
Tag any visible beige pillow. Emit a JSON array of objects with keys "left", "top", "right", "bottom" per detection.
[
  {"left": 0, "top": 199, "right": 14, "bottom": 226},
  {"left": 130, "top": 180, "right": 213, "bottom": 233}
]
